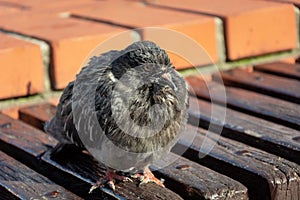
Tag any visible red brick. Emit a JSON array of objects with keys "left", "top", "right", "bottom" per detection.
[
  {"left": 147, "top": 0, "right": 298, "bottom": 60},
  {"left": 0, "top": 13, "right": 132, "bottom": 89},
  {"left": 0, "top": 1, "right": 27, "bottom": 15},
  {"left": 143, "top": 21, "right": 217, "bottom": 69},
  {"left": 71, "top": 0, "right": 219, "bottom": 69},
  {"left": 1, "top": 0, "right": 94, "bottom": 13},
  {"left": 259, "top": 0, "right": 300, "bottom": 7},
  {"left": 0, "top": 33, "right": 44, "bottom": 99}
]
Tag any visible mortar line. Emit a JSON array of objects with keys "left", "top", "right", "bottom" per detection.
[{"left": 215, "top": 17, "right": 226, "bottom": 64}]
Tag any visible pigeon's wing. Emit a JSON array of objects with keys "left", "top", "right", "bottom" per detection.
[
  {"left": 44, "top": 81, "right": 78, "bottom": 144},
  {"left": 44, "top": 50, "right": 121, "bottom": 148}
]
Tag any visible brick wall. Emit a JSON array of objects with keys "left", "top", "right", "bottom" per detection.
[{"left": 0, "top": 0, "right": 299, "bottom": 116}]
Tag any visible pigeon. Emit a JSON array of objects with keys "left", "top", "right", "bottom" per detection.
[{"left": 45, "top": 41, "right": 189, "bottom": 192}]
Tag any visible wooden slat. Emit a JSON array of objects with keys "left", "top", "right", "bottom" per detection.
[
  {"left": 0, "top": 113, "right": 183, "bottom": 199},
  {"left": 19, "top": 103, "right": 249, "bottom": 200},
  {"left": 214, "top": 69, "right": 300, "bottom": 103},
  {"left": 18, "top": 103, "right": 56, "bottom": 130},
  {"left": 186, "top": 76, "right": 300, "bottom": 130},
  {"left": 173, "top": 124, "right": 300, "bottom": 200},
  {"left": 188, "top": 96, "right": 300, "bottom": 164},
  {"left": 0, "top": 150, "right": 82, "bottom": 199},
  {"left": 151, "top": 153, "right": 248, "bottom": 200},
  {"left": 254, "top": 62, "right": 300, "bottom": 80},
  {"left": 0, "top": 114, "right": 57, "bottom": 164}
]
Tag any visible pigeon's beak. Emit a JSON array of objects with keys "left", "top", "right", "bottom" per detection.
[{"left": 162, "top": 73, "right": 177, "bottom": 91}]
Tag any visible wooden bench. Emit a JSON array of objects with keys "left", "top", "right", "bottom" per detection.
[{"left": 0, "top": 61, "right": 300, "bottom": 199}]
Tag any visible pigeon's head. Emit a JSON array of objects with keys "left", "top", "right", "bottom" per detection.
[
  {"left": 109, "top": 41, "right": 188, "bottom": 134},
  {"left": 110, "top": 41, "right": 183, "bottom": 98}
]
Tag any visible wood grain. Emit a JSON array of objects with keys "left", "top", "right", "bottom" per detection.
[
  {"left": 254, "top": 62, "right": 300, "bottom": 80},
  {"left": 186, "top": 76, "right": 300, "bottom": 130},
  {"left": 173, "top": 124, "right": 300, "bottom": 200},
  {"left": 188, "top": 96, "right": 300, "bottom": 164},
  {"left": 18, "top": 102, "right": 249, "bottom": 200},
  {"left": 215, "top": 69, "right": 300, "bottom": 103},
  {"left": 0, "top": 150, "right": 82, "bottom": 199}
]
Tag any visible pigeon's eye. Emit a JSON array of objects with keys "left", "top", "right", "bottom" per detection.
[{"left": 144, "top": 65, "right": 152, "bottom": 71}]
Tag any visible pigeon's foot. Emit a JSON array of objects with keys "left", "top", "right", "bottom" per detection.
[
  {"left": 89, "top": 169, "right": 132, "bottom": 193},
  {"left": 136, "top": 167, "right": 165, "bottom": 188}
]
